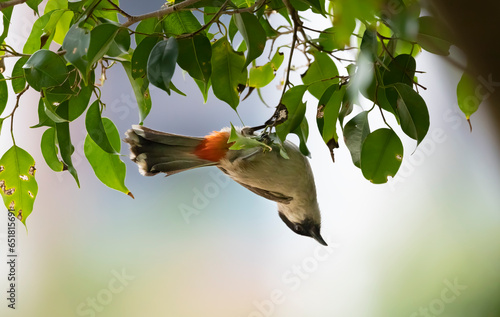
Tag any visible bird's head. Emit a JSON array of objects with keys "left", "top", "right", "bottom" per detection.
[{"left": 278, "top": 210, "right": 327, "bottom": 246}]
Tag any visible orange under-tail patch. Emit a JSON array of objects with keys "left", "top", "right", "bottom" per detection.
[{"left": 193, "top": 131, "right": 233, "bottom": 162}]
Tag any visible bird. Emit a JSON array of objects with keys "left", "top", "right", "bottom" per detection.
[{"left": 124, "top": 125, "right": 327, "bottom": 246}]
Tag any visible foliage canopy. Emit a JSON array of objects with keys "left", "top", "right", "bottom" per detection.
[{"left": 0, "top": 0, "right": 481, "bottom": 226}]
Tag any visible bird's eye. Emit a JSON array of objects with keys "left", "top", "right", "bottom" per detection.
[{"left": 294, "top": 224, "right": 304, "bottom": 233}]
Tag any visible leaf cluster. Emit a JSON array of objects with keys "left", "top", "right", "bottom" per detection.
[{"left": 0, "top": 0, "right": 481, "bottom": 226}]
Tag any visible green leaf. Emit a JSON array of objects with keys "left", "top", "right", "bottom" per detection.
[
  {"left": 383, "top": 54, "right": 416, "bottom": 87},
  {"left": 123, "top": 62, "right": 152, "bottom": 124},
  {"left": 344, "top": 111, "right": 370, "bottom": 168},
  {"left": 249, "top": 63, "right": 274, "bottom": 88},
  {"left": 331, "top": 1, "right": 356, "bottom": 47},
  {"left": 316, "top": 84, "right": 345, "bottom": 145},
  {"left": 169, "top": 81, "right": 186, "bottom": 96},
  {"left": 194, "top": 77, "right": 211, "bottom": 103},
  {"left": 362, "top": 64, "right": 395, "bottom": 115},
  {"left": 44, "top": 0, "right": 66, "bottom": 13},
  {"left": 395, "top": 40, "right": 421, "bottom": 58},
  {"left": 270, "top": 49, "right": 284, "bottom": 70},
  {"left": 11, "top": 57, "right": 28, "bottom": 94},
  {"left": 162, "top": 10, "right": 202, "bottom": 36},
  {"left": 359, "top": 28, "right": 378, "bottom": 60},
  {"left": 53, "top": 11, "right": 73, "bottom": 45},
  {"left": 92, "top": 0, "right": 119, "bottom": 22},
  {"left": 301, "top": 51, "right": 339, "bottom": 99},
  {"left": 86, "top": 23, "right": 120, "bottom": 69},
  {"left": 276, "top": 85, "right": 308, "bottom": 142},
  {"left": 315, "top": 27, "right": 339, "bottom": 52},
  {"left": 26, "top": 0, "right": 43, "bottom": 14},
  {"left": 417, "top": 16, "right": 452, "bottom": 56},
  {"left": 203, "top": 7, "right": 218, "bottom": 24},
  {"left": 289, "top": 0, "right": 310, "bottom": 11},
  {"left": 55, "top": 120, "right": 79, "bottom": 187},
  {"left": 0, "top": 5, "right": 13, "bottom": 46},
  {"left": 292, "top": 115, "right": 310, "bottom": 157},
  {"left": 234, "top": 12, "right": 266, "bottom": 68},
  {"left": 23, "top": 10, "right": 65, "bottom": 54},
  {"left": 85, "top": 100, "right": 117, "bottom": 154},
  {"left": 107, "top": 28, "right": 131, "bottom": 57},
  {"left": 228, "top": 123, "right": 270, "bottom": 151},
  {"left": 62, "top": 23, "right": 91, "bottom": 79},
  {"left": 147, "top": 37, "right": 178, "bottom": 94},
  {"left": 228, "top": 15, "right": 238, "bottom": 43},
  {"left": 457, "top": 71, "right": 482, "bottom": 127},
  {"left": 31, "top": 98, "right": 55, "bottom": 129},
  {"left": 307, "top": 0, "right": 325, "bottom": 13},
  {"left": 22, "top": 49, "right": 68, "bottom": 91},
  {"left": 384, "top": 54, "right": 416, "bottom": 115},
  {"left": 43, "top": 85, "right": 74, "bottom": 107},
  {"left": 135, "top": 17, "right": 161, "bottom": 45},
  {"left": 211, "top": 37, "right": 247, "bottom": 110},
  {"left": 131, "top": 36, "right": 159, "bottom": 80},
  {"left": 0, "top": 118, "right": 4, "bottom": 135},
  {"left": 177, "top": 34, "right": 212, "bottom": 83},
  {"left": 0, "top": 146, "right": 38, "bottom": 225},
  {"left": 259, "top": 16, "right": 278, "bottom": 38},
  {"left": 66, "top": 72, "right": 94, "bottom": 121},
  {"left": 389, "top": 83, "right": 429, "bottom": 144},
  {"left": 40, "top": 127, "right": 64, "bottom": 172},
  {"left": 338, "top": 97, "right": 353, "bottom": 127},
  {"left": 41, "top": 98, "right": 70, "bottom": 124},
  {"left": 40, "top": 65, "right": 79, "bottom": 108},
  {"left": 0, "top": 73, "right": 7, "bottom": 116},
  {"left": 84, "top": 118, "right": 132, "bottom": 196},
  {"left": 361, "top": 128, "right": 403, "bottom": 184},
  {"left": 292, "top": 0, "right": 325, "bottom": 14}
]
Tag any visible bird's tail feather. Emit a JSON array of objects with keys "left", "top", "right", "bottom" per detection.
[{"left": 124, "top": 125, "right": 217, "bottom": 176}]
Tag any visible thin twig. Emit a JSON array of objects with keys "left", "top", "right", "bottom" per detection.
[
  {"left": 218, "top": 0, "right": 267, "bottom": 15},
  {"left": 300, "top": 25, "right": 333, "bottom": 34},
  {"left": 0, "top": 0, "right": 27, "bottom": 11},
  {"left": 178, "top": 0, "right": 230, "bottom": 39},
  {"left": 9, "top": 85, "right": 29, "bottom": 145},
  {"left": 377, "top": 33, "right": 395, "bottom": 60},
  {"left": 263, "top": 0, "right": 299, "bottom": 127},
  {"left": 121, "top": 0, "right": 203, "bottom": 28},
  {"left": 105, "top": 0, "right": 131, "bottom": 18}
]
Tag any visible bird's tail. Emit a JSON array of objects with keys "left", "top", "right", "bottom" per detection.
[{"left": 124, "top": 125, "right": 221, "bottom": 176}]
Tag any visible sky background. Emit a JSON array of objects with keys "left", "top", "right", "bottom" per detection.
[{"left": 1, "top": 1, "right": 500, "bottom": 317}]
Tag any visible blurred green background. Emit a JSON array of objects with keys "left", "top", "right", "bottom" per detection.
[{"left": 1, "top": 2, "right": 499, "bottom": 317}]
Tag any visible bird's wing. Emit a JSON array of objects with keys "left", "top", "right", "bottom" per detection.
[{"left": 218, "top": 167, "right": 293, "bottom": 204}]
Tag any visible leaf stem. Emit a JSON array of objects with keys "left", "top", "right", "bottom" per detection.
[
  {"left": 263, "top": 0, "right": 300, "bottom": 128},
  {"left": 9, "top": 85, "right": 29, "bottom": 145},
  {"left": 104, "top": 0, "right": 132, "bottom": 18},
  {"left": 178, "top": 0, "right": 231, "bottom": 39}
]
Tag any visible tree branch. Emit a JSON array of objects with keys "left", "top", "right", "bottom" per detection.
[
  {"left": 263, "top": 0, "right": 300, "bottom": 127},
  {"left": 178, "top": 0, "right": 230, "bottom": 39},
  {"left": 0, "top": 0, "right": 27, "bottom": 11},
  {"left": 121, "top": 0, "right": 203, "bottom": 28},
  {"left": 218, "top": 0, "right": 267, "bottom": 15}
]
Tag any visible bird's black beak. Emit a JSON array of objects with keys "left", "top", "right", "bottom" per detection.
[{"left": 309, "top": 227, "right": 328, "bottom": 246}]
